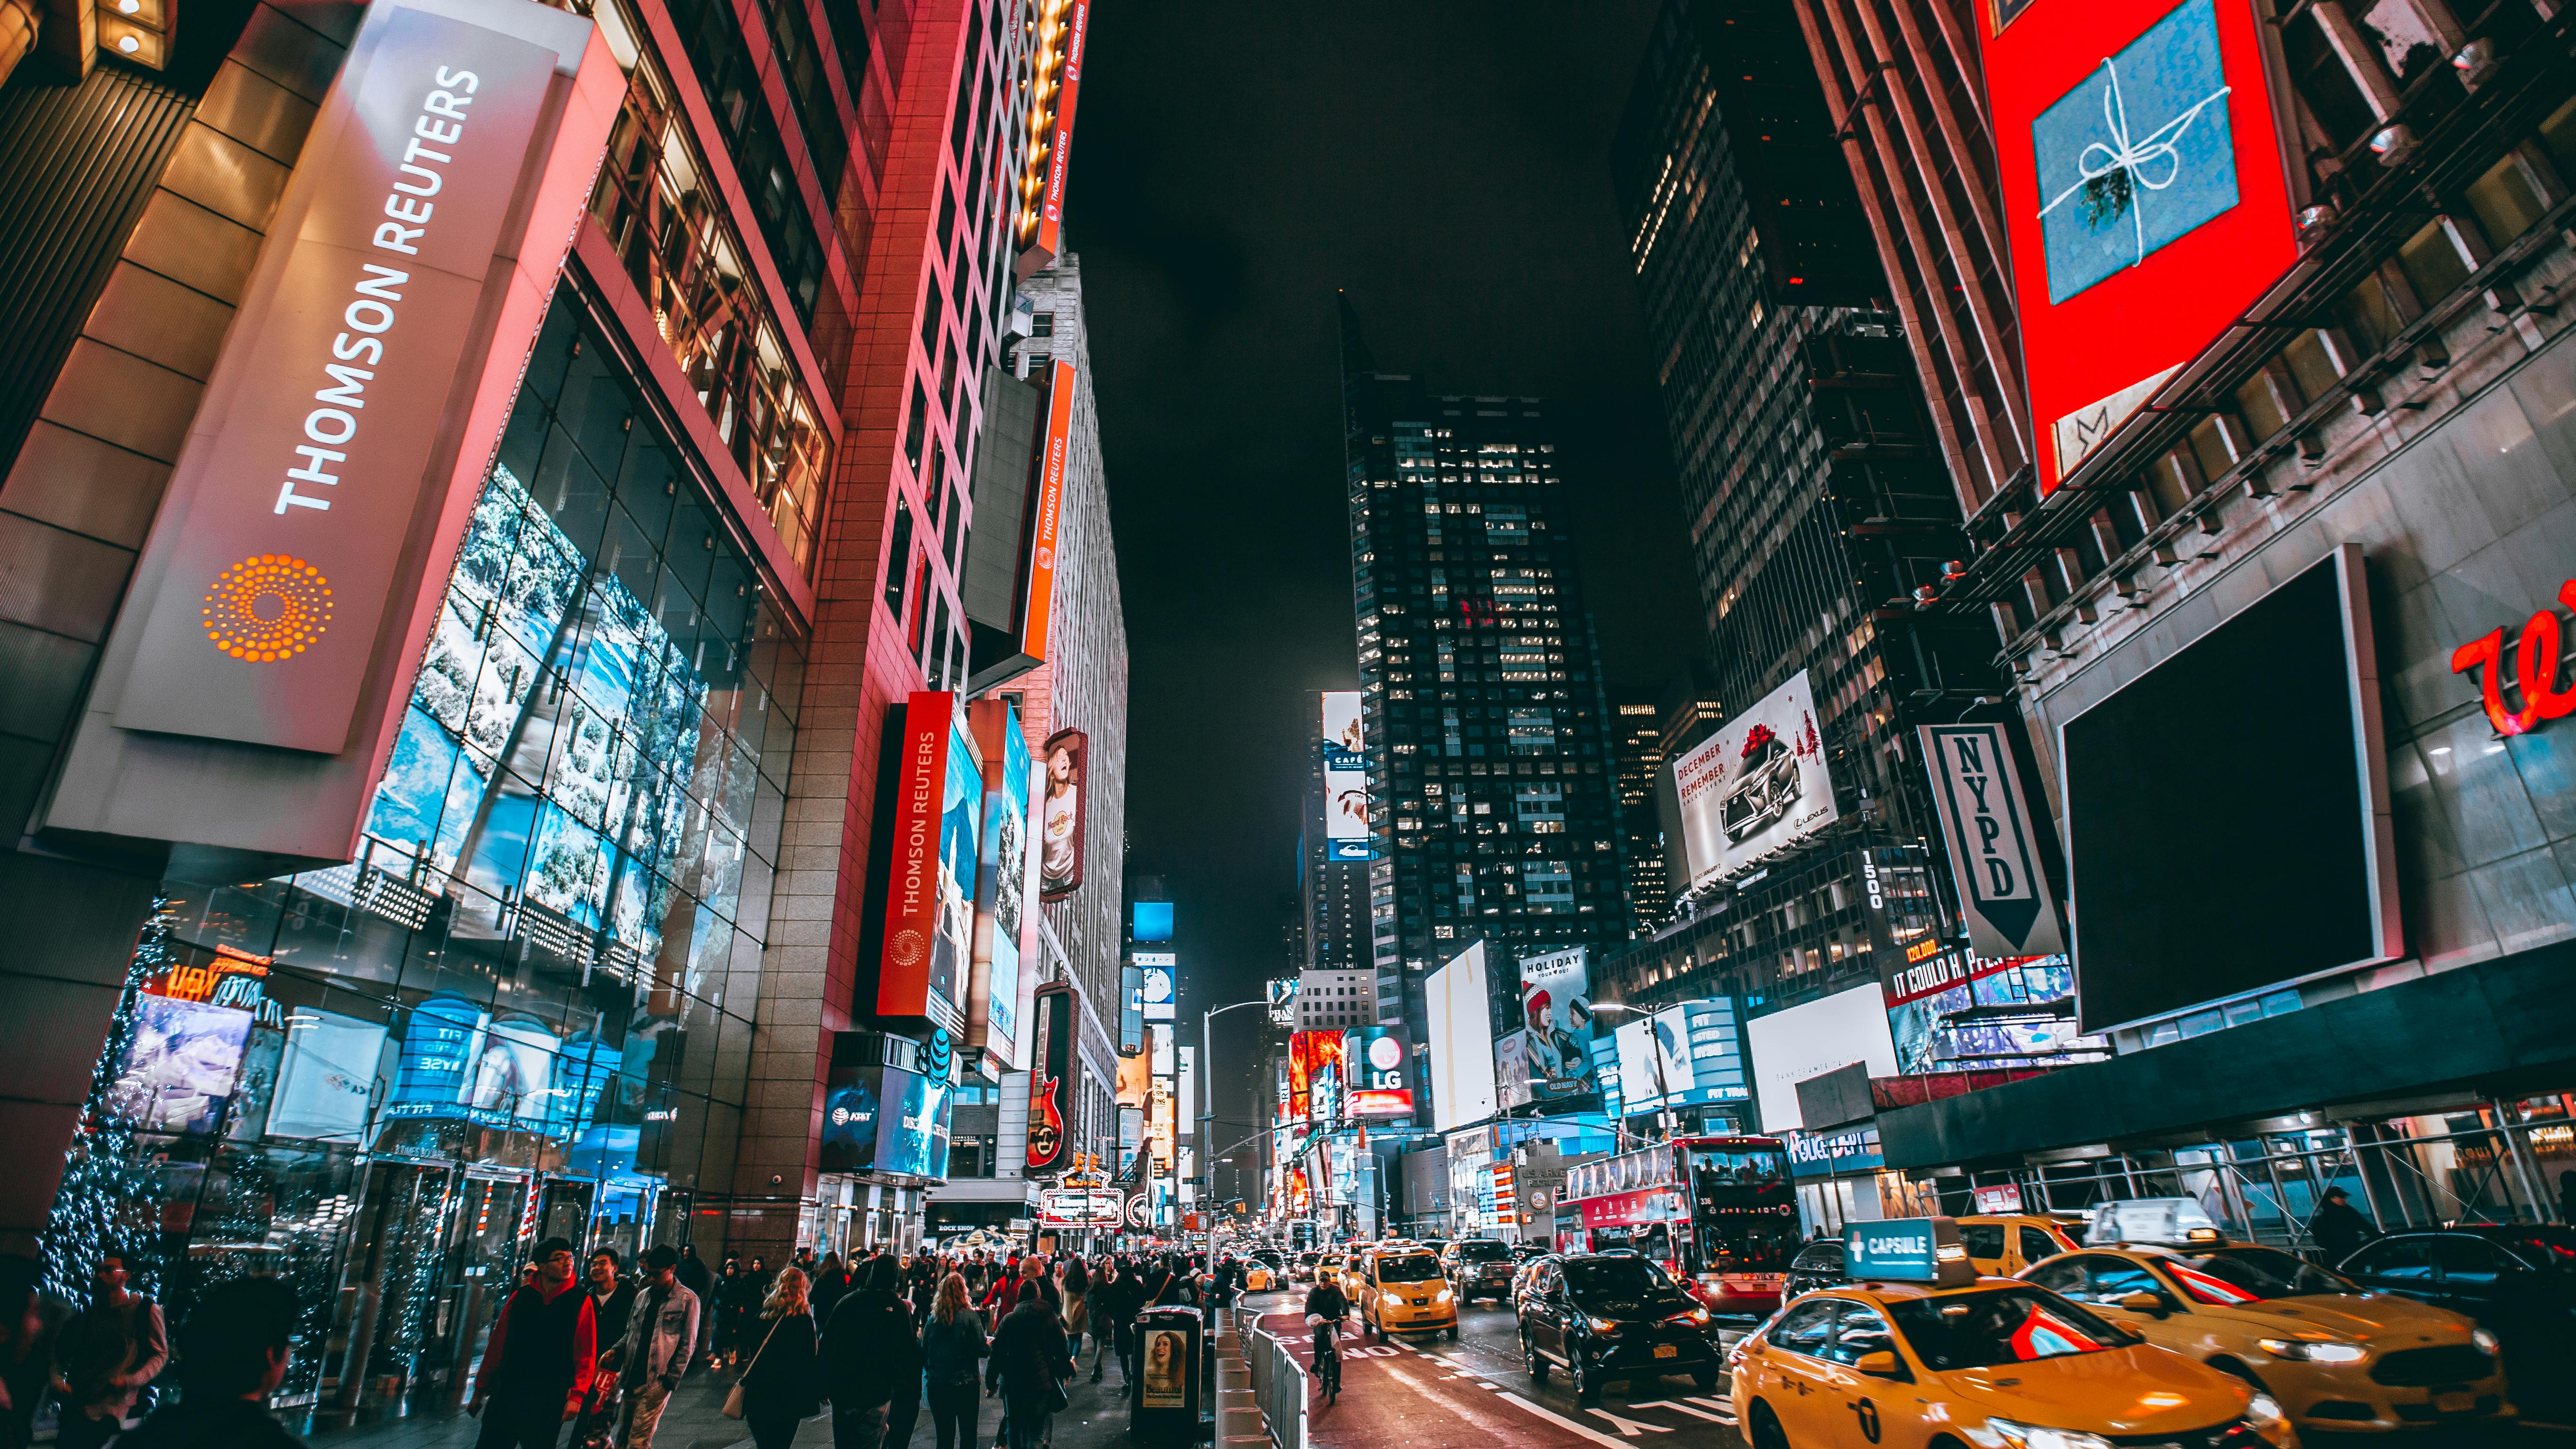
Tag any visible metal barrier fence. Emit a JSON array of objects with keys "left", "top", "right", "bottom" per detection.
[{"left": 1245, "top": 1320, "right": 1310, "bottom": 1449}]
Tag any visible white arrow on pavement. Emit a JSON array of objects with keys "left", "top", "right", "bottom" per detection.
[
  {"left": 1631, "top": 1400, "right": 1728, "bottom": 1425},
  {"left": 1585, "top": 1407, "right": 1675, "bottom": 1436}
]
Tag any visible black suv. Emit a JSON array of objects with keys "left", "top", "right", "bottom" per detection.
[
  {"left": 1517, "top": 1252, "right": 1721, "bottom": 1403},
  {"left": 1443, "top": 1238, "right": 1517, "bottom": 1304}
]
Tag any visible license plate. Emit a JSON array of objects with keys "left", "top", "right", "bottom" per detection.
[
  {"left": 2434, "top": 1391, "right": 2474, "bottom": 1414},
  {"left": 1654, "top": 1344, "right": 1680, "bottom": 1359}
]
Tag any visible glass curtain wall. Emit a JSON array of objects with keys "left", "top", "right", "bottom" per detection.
[{"left": 42, "top": 290, "right": 804, "bottom": 1427}]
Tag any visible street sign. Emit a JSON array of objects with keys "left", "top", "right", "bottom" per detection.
[{"left": 1846, "top": 1217, "right": 1973, "bottom": 1287}]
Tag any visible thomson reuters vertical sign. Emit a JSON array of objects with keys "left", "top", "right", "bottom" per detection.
[
  {"left": 49, "top": 0, "right": 619, "bottom": 864},
  {"left": 1017, "top": 358, "right": 1077, "bottom": 666},
  {"left": 879, "top": 692, "right": 959, "bottom": 1022}
]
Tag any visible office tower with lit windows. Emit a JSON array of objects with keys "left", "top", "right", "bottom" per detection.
[
  {"left": 1610, "top": 696, "right": 1672, "bottom": 932},
  {"left": 1337, "top": 298, "right": 1633, "bottom": 1117}
]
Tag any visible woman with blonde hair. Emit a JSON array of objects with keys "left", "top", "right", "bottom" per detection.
[
  {"left": 922, "top": 1272, "right": 988, "bottom": 1449},
  {"left": 737, "top": 1266, "right": 823, "bottom": 1449}
]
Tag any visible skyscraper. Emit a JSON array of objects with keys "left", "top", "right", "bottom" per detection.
[
  {"left": 1610, "top": 696, "right": 1672, "bottom": 932},
  {"left": 1607, "top": 0, "right": 2001, "bottom": 1011},
  {"left": 1338, "top": 298, "right": 1632, "bottom": 1119}
]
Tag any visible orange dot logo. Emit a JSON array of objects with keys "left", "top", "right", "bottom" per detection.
[{"left": 202, "top": 555, "right": 333, "bottom": 662}]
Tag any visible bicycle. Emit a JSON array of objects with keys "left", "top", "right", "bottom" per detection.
[{"left": 1309, "top": 1314, "right": 1346, "bottom": 1404}]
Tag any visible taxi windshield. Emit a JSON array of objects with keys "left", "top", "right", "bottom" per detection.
[
  {"left": 2158, "top": 1247, "right": 2352, "bottom": 1304},
  {"left": 1376, "top": 1254, "right": 1443, "bottom": 1283},
  {"left": 1454, "top": 1241, "right": 1511, "bottom": 1262},
  {"left": 1886, "top": 1288, "right": 2127, "bottom": 1370}
]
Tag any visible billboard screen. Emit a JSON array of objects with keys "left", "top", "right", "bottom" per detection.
[
  {"left": 1119, "top": 960, "right": 1144, "bottom": 1055},
  {"left": 967, "top": 699, "right": 1034, "bottom": 1062},
  {"left": 1025, "top": 982, "right": 1074, "bottom": 1176},
  {"left": 1611, "top": 1000, "right": 1747, "bottom": 1114},
  {"left": 1116, "top": 1048, "right": 1152, "bottom": 1107},
  {"left": 1983, "top": 0, "right": 2298, "bottom": 491},
  {"left": 1322, "top": 691, "right": 1372, "bottom": 861},
  {"left": 1266, "top": 976, "right": 1299, "bottom": 1025},
  {"left": 1132, "top": 901, "right": 1174, "bottom": 942},
  {"left": 878, "top": 693, "right": 978, "bottom": 1028},
  {"left": 1038, "top": 729, "right": 1087, "bottom": 899},
  {"left": 1506, "top": 946, "right": 1595, "bottom": 1106},
  {"left": 819, "top": 1035, "right": 951, "bottom": 1178},
  {"left": 1674, "top": 670, "right": 1836, "bottom": 889},
  {"left": 1343, "top": 1025, "right": 1414, "bottom": 1119},
  {"left": 267, "top": 1008, "right": 387, "bottom": 1142},
  {"left": 112, "top": 991, "right": 257, "bottom": 1135},
  {"left": 1136, "top": 952, "right": 1176, "bottom": 1021},
  {"left": 2062, "top": 547, "right": 2395, "bottom": 1033},
  {"left": 1425, "top": 943, "right": 1497, "bottom": 1132},
  {"left": 1745, "top": 984, "right": 1901, "bottom": 1132},
  {"left": 1288, "top": 1030, "right": 1344, "bottom": 1130}
]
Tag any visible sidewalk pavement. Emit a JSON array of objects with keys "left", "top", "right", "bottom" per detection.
[{"left": 298, "top": 1349, "right": 1150, "bottom": 1449}]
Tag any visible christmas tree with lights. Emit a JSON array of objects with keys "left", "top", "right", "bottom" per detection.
[{"left": 40, "top": 900, "right": 172, "bottom": 1304}]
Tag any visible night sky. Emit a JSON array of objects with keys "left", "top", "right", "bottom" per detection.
[{"left": 1065, "top": 3, "right": 1701, "bottom": 1145}]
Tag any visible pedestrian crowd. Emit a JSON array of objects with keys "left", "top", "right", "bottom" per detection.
[{"left": 0, "top": 1240, "right": 1260, "bottom": 1449}]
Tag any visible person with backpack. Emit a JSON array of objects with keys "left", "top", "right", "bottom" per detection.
[
  {"left": 821, "top": 1256, "right": 921, "bottom": 1449},
  {"left": 921, "top": 1274, "right": 986, "bottom": 1449},
  {"left": 984, "top": 1284, "right": 1071, "bottom": 1449}
]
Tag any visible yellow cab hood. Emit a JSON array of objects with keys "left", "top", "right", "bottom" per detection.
[
  {"left": 1946, "top": 1347, "right": 2248, "bottom": 1436},
  {"left": 2231, "top": 1293, "right": 2470, "bottom": 1343}
]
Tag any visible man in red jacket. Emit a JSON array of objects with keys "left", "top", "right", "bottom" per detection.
[{"left": 471, "top": 1237, "right": 596, "bottom": 1449}]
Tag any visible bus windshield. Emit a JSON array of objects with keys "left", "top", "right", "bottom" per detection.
[{"left": 1686, "top": 1147, "right": 1788, "bottom": 1188}]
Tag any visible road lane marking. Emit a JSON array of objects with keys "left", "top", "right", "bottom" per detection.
[
  {"left": 1631, "top": 1400, "right": 1727, "bottom": 1425},
  {"left": 1585, "top": 1407, "right": 1674, "bottom": 1436},
  {"left": 1492, "top": 1392, "right": 1645, "bottom": 1449},
  {"left": 1682, "top": 1395, "right": 1740, "bottom": 1424}
]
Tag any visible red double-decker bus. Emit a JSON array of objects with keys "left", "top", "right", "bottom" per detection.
[{"left": 1560, "top": 1135, "right": 1799, "bottom": 1319}]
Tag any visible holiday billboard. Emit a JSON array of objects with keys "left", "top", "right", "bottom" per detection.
[
  {"left": 1503, "top": 946, "right": 1595, "bottom": 1107},
  {"left": 1674, "top": 670, "right": 1835, "bottom": 888},
  {"left": 1982, "top": 0, "right": 2298, "bottom": 490}
]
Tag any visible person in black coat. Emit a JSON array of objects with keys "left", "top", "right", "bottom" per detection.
[
  {"left": 740, "top": 1269, "right": 823, "bottom": 1449},
  {"left": 1090, "top": 1261, "right": 1143, "bottom": 1385},
  {"left": 985, "top": 1285, "right": 1071, "bottom": 1449},
  {"left": 822, "top": 1256, "right": 923, "bottom": 1449},
  {"left": 2307, "top": 1187, "right": 2380, "bottom": 1264}
]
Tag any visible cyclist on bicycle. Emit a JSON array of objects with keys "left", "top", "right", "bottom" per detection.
[{"left": 1303, "top": 1273, "right": 1351, "bottom": 1397}]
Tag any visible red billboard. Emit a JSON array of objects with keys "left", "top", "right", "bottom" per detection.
[
  {"left": 1018, "top": 359, "right": 1076, "bottom": 665},
  {"left": 877, "top": 693, "right": 977, "bottom": 1028},
  {"left": 1981, "top": 0, "right": 2298, "bottom": 492}
]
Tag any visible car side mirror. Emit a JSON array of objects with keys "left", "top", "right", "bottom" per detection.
[
  {"left": 2118, "top": 1292, "right": 2169, "bottom": 1318},
  {"left": 1856, "top": 1350, "right": 1905, "bottom": 1378}
]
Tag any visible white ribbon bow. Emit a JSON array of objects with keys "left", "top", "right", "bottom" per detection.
[{"left": 2038, "top": 54, "right": 2232, "bottom": 266}]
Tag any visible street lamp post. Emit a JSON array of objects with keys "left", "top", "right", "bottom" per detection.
[
  {"left": 1593, "top": 1003, "right": 1678, "bottom": 1143},
  {"left": 1198, "top": 998, "right": 1267, "bottom": 1248}
]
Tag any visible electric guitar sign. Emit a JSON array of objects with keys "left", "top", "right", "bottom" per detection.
[{"left": 1025, "top": 982, "right": 1075, "bottom": 1177}]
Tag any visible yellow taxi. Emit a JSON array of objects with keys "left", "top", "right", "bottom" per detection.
[
  {"left": 1955, "top": 1214, "right": 2086, "bottom": 1278},
  {"left": 1735, "top": 1217, "right": 2293, "bottom": 1449},
  {"left": 1350, "top": 1244, "right": 1459, "bottom": 1341},
  {"left": 1313, "top": 1249, "right": 1346, "bottom": 1293},
  {"left": 2020, "top": 1199, "right": 2508, "bottom": 1434}
]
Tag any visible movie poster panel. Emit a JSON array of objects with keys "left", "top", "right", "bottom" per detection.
[
  {"left": 1038, "top": 729, "right": 1087, "bottom": 899},
  {"left": 1673, "top": 670, "right": 1837, "bottom": 889}
]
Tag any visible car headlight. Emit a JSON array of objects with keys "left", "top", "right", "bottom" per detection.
[
  {"left": 2245, "top": 1393, "right": 2286, "bottom": 1428},
  {"left": 1434, "top": 1289, "right": 1454, "bottom": 1303},
  {"left": 1964, "top": 1419, "right": 2115, "bottom": 1449},
  {"left": 1662, "top": 1307, "right": 1712, "bottom": 1326},
  {"left": 2257, "top": 1337, "right": 2366, "bottom": 1363},
  {"left": 2471, "top": 1328, "right": 2500, "bottom": 1356},
  {"left": 1586, "top": 1316, "right": 1619, "bottom": 1334}
]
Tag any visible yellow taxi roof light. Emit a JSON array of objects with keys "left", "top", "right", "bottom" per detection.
[{"left": 2084, "top": 1197, "right": 2222, "bottom": 1248}]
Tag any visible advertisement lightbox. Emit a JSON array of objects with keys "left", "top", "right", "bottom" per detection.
[
  {"left": 1343, "top": 1025, "right": 1414, "bottom": 1120},
  {"left": 1266, "top": 976, "right": 1299, "bottom": 1026},
  {"left": 1025, "top": 982, "right": 1074, "bottom": 1176},
  {"left": 2061, "top": 545, "right": 2396, "bottom": 1033},
  {"left": 1506, "top": 947, "right": 1595, "bottom": 1106},
  {"left": 1322, "top": 691, "right": 1373, "bottom": 861},
  {"left": 1673, "top": 670, "right": 1837, "bottom": 888},
  {"left": 1745, "top": 984, "right": 1901, "bottom": 1132},
  {"left": 1919, "top": 722, "right": 2067, "bottom": 959},
  {"left": 967, "top": 699, "right": 1035, "bottom": 1063},
  {"left": 1425, "top": 942, "right": 1498, "bottom": 1132},
  {"left": 1039, "top": 729, "right": 1087, "bottom": 899},
  {"left": 1135, "top": 952, "right": 1176, "bottom": 1021},
  {"left": 877, "top": 693, "right": 979, "bottom": 1030},
  {"left": 1981, "top": 0, "right": 2299, "bottom": 490}
]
